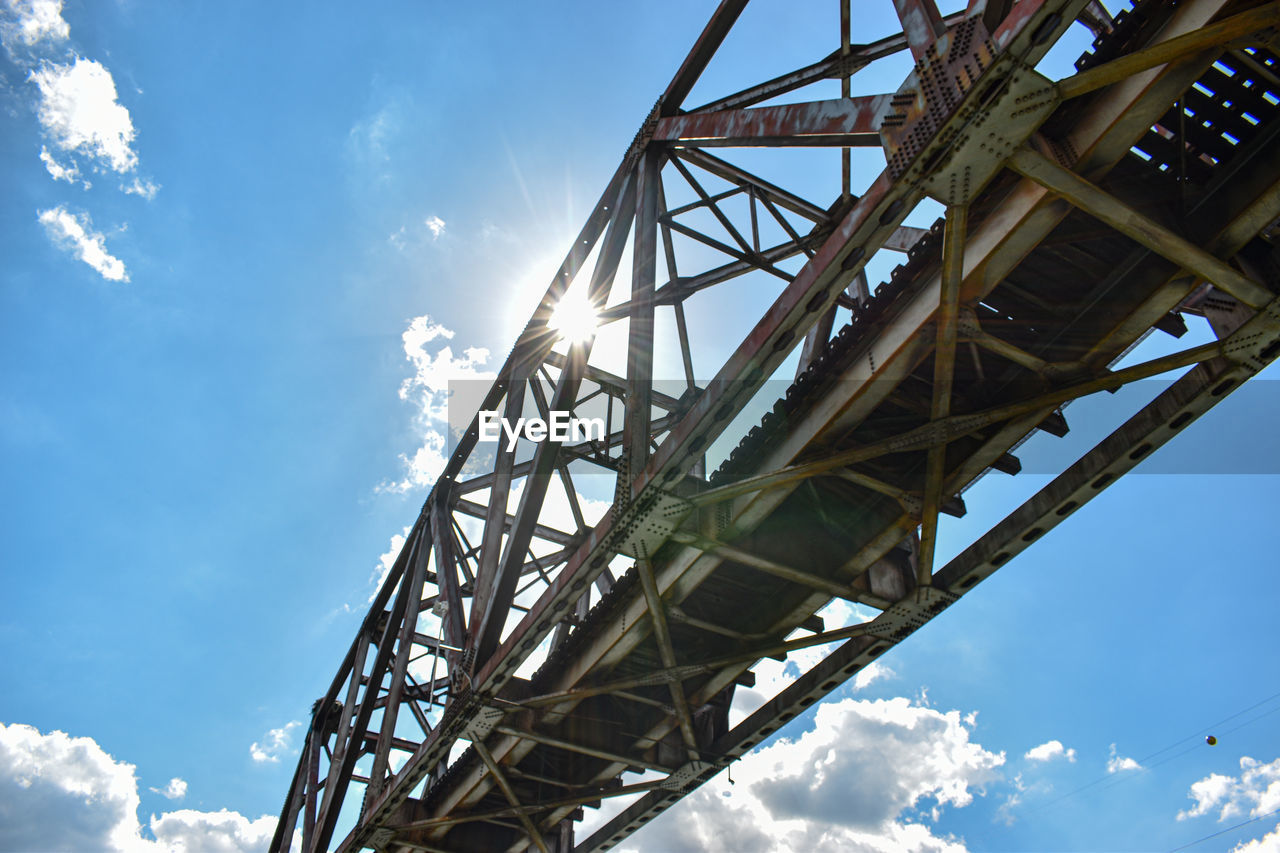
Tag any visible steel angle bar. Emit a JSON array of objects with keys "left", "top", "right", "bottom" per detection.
[
  {"left": 473, "top": 741, "right": 551, "bottom": 853},
  {"left": 1007, "top": 147, "right": 1273, "bottom": 308},
  {"left": 689, "top": 337, "right": 1230, "bottom": 508}
]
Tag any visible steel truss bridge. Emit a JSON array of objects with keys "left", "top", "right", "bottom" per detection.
[{"left": 273, "top": 0, "right": 1280, "bottom": 850}]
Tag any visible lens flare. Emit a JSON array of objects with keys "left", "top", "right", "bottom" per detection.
[{"left": 549, "top": 290, "right": 599, "bottom": 344}]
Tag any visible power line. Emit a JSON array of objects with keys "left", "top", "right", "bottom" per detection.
[
  {"left": 1031, "top": 689, "right": 1280, "bottom": 813},
  {"left": 1168, "top": 807, "right": 1280, "bottom": 852}
]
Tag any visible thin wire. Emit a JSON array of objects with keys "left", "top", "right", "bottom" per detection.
[
  {"left": 1168, "top": 807, "right": 1280, "bottom": 852},
  {"left": 1031, "top": 689, "right": 1280, "bottom": 813},
  {"left": 1137, "top": 689, "right": 1280, "bottom": 765}
]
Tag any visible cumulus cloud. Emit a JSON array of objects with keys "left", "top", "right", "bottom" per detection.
[
  {"left": 0, "top": 721, "right": 147, "bottom": 851},
  {"left": 29, "top": 56, "right": 139, "bottom": 174},
  {"left": 0, "top": 722, "right": 279, "bottom": 853},
  {"left": 1025, "top": 739, "right": 1076, "bottom": 764},
  {"left": 1, "top": 0, "right": 69, "bottom": 53},
  {"left": 249, "top": 720, "right": 301, "bottom": 764},
  {"left": 1179, "top": 756, "right": 1280, "bottom": 823},
  {"left": 148, "top": 777, "right": 187, "bottom": 801},
  {"left": 150, "top": 809, "right": 278, "bottom": 852},
  {"left": 425, "top": 215, "right": 445, "bottom": 239},
  {"left": 38, "top": 205, "right": 128, "bottom": 281},
  {"left": 1231, "top": 821, "right": 1280, "bottom": 853},
  {"left": 381, "top": 315, "right": 493, "bottom": 493},
  {"left": 613, "top": 697, "right": 1004, "bottom": 852},
  {"left": 1106, "top": 743, "right": 1141, "bottom": 774}
]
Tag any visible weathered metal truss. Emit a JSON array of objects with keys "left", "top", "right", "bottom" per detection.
[{"left": 272, "top": 1, "right": 1280, "bottom": 850}]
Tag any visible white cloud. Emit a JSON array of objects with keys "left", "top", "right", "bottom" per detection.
[
  {"left": 123, "top": 176, "right": 159, "bottom": 200},
  {"left": 1179, "top": 756, "right": 1280, "bottom": 823},
  {"left": 854, "top": 660, "right": 893, "bottom": 691},
  {"left": 39, "top": 144, "right": 81, "bottom": 183},
  {"left": 1106, "top": 743, "right": 1141, "bottom": 774},
  {"left": 425, "top": 215, "right": 445, "bottom": 238},
  {"left": 249, "top": 720, "right": 301, "bottom": 764},
  {"left": 612, "top": 697, "right": 1003, "bottom": 853},
  {"left": 149, "top": 809, "right": 278, "bottom": 853},
  {"left": 0, "top": 722, "right": 280, "bottom": 853},
  {"left": 38, "top": 205, "right": 128, "bottom": 281},
  {"left": 1025, "top": 739, "right": 1076, "bottom": 763},
  {"left": 0, "top": 721, "right": 147, "bottom": 851},
  {"left": 381, "top": 315, "right": 493, "bottom": 493},
  {"left": 1, "top": 0, "right": 69, "bottom": 52},
  {"left": 369, "top": 526, "right": 411, "bottom": 602},
  {"left": 1232, "top": 821, "right": 1280, "bottom": 853},
  {"left": 29, "top": 56, "right": 139, "bottom": 174},
  {"left": 148, "top": 777, "right": 187, "bottom": 801}
]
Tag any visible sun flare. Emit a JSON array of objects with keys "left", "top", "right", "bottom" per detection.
[{"left": 549, "top": 290, "right": 599, "bottom": 344}]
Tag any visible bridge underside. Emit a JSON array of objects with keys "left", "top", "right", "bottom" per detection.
[{"left": 273, "top": 1, "right": 1280, "bottom": 851}]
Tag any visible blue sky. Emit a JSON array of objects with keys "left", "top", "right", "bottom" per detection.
[{"left": 2, "top": 0, "right": 1278, "bottom": 850}]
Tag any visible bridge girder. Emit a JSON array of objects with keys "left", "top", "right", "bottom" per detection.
[{"left": 272, "top": 1, "right": 1280, "bottom": 851}]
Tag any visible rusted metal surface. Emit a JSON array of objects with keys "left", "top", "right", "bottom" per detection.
[{"left": 271, "top": 2, "right": 1280, "bottom": 851}]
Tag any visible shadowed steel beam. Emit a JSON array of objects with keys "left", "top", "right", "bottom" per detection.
[
  {"left": 473, "top": 741, "right": 550, "bottom": 853},
  {"left": 510, "top": 614, "right": 886, "bottom": 712},
  {"left": 492, "top": 725, "right": 673, "bottom": 774},
  {"left": 1057, "top": 4, "right": 1280, "bottom": 100},
  {"left": 689, "top": 337, "right": 1230, "bottom": 507},
  {"left": 918, "top": 204, "right": 968, "bottom": 586},
  {"left": 396, "top": 781, "right": 666, "bottom": 833},
  {"left": 635, "top": 556, "right": 701, "bottom": 761},
  {"left": 1008, "top": 146, "right": 1273, "bottom": 308},
  {"left": 668, "top": 530, "right": 862, "bottom": 600}
]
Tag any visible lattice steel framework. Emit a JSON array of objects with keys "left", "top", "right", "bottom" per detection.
[{"left": 272, "top": 1, "right": 1280, "bottom": 850}]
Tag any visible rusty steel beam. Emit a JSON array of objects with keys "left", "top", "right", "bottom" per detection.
[{"left": 653, "top": 95, "right": 894, "bottom": 147}]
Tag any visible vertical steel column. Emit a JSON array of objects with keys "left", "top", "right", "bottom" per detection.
[
  {"left": 918, "top": 204, "right": 967, "bottom": 586},
  {"left": 621, "top": 150, "right": 661, "bottom": 505},
  {"left": 468, "top": 381, "right": 528, "bottom": 656},
  {"left": 841, "top": 0, "right": 851, "bottom": 201}
]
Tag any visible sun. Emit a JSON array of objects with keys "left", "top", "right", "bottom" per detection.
[{"left": 549, "top": 289, "right": 599, "bottom": 344}]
